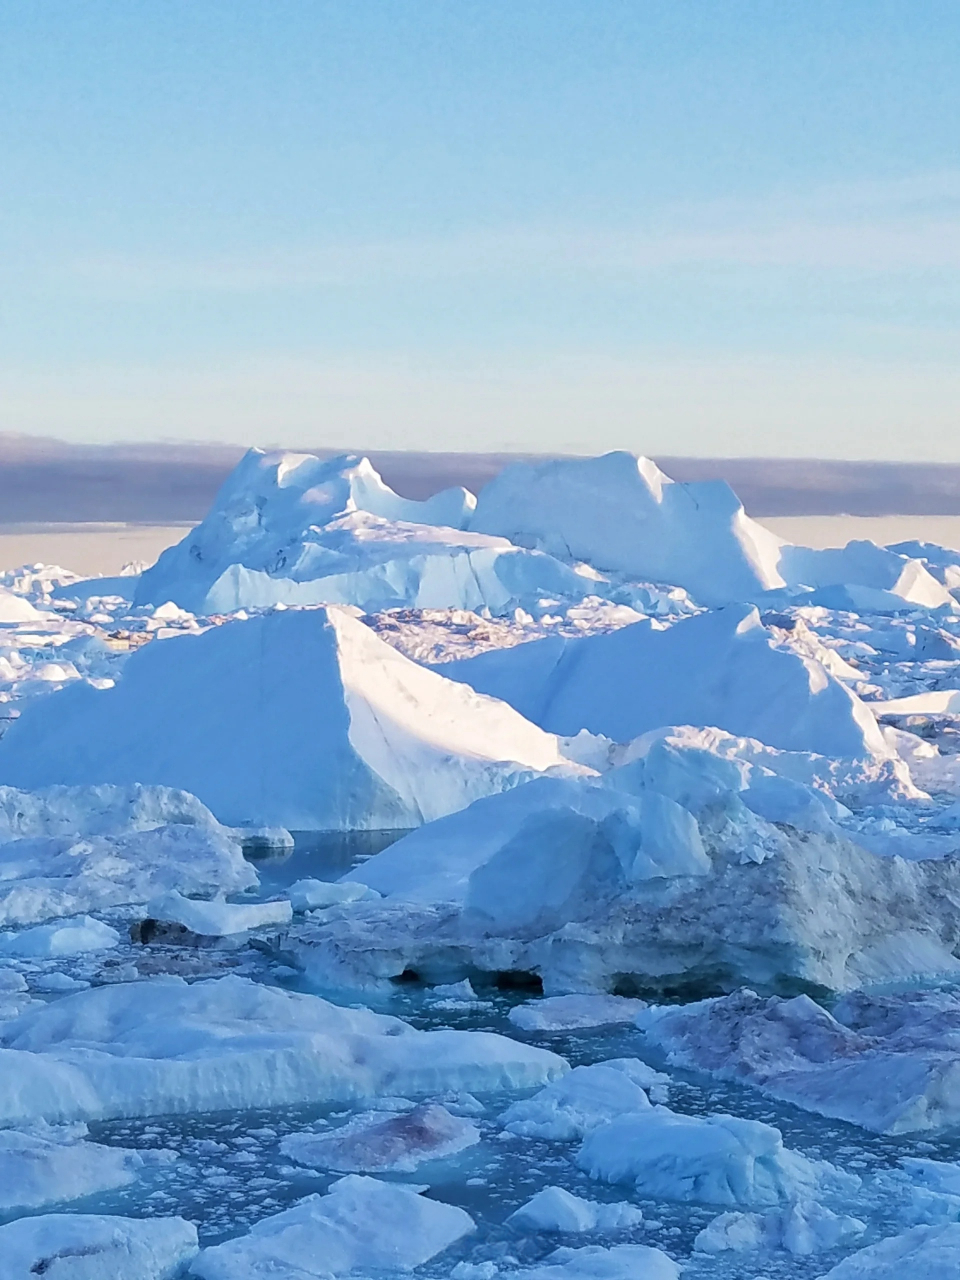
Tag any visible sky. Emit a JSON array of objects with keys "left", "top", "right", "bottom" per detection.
[{"left": 2, "top": 2, "right": 960, "bottom": 458}]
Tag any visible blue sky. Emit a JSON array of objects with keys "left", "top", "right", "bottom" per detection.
[{"left": 2, "top": 2, "right": 960, "bottom": 457}]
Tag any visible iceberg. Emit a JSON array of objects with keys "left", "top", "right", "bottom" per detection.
[
  {"left": 0, "top": 973, "right": 565, "bottom": 1125},
  {"left": 499, "top": 1060, "right": 664, "bottom": 1140},
  {"left": 507, "top": 1186, "right": 644, "bottom": 1234},
  {"left": 578, "top": 1105, "right": 856, "bottom": 1207},
  {"left": 432, "top": 603, "right": 888, "bottom": 760},
  {"left": 508, "top": 993, "right": 648, "bottom": 1032},
  {"left": 0, "top": 822, "right": 255, "bottom": 929},
  {"left": 0, "top": 606, "right": 577, "bottom": 830},
  {"left": 144, "top": 891, "right": 292, "bottom": 937},
  {"left": 469, "top": 451, "right": 785, "bottom": 606},
  {"left": 505, "top": 1244, "right": 680, "bottom": 1280},
  {"left": 779, "top": 540, "right": 955, "bottom": 611},
  {"left": 0, "top": 1212, "right": 198, "bottom": 1280},
  {"left": 0, "top": 915, "right": 120, "bottom": 957},
  {"left": 189, "top": 1174, "right": 475, "bottom": 1279},
  {"left": 694, "top": 1200, "right": 865, "bottom": 1256},
  {"left": 0, "top": 587, "right": 47, "bottom": 624},
  {"left": 136, "top": 448, "right": 476, "bottom": 609},
  {"left": 0, "top": 1123, "right": 148, "bottom": 1212}
]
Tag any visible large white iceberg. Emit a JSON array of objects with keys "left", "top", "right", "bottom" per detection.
[
  {"left": 469, "top": 451, "right": 785, "bottom": 606},
  {"left": 189, "top": 1174, "right": 475, "bottom": 1279},
  {"left": 432, "top": 603, "right": 888, "bottom": 760},
  {"left": 0, "top": 973, "right": 565, "bottom": 1125},
  {"left": 136, "top": 449, "right": 475, "bottom": 607},
  {"left": 314, "top": 745, "right": 960, "bottom": 997},
  {"left": 133, "top": 449, "right": 593, "bottom": 617},
  {"left": 0, "top": 606, "right": 577, "bottom": 830},
  {"left": 779, "top": 540, "right": 955, "bottom": 612},
  {"left": 0, "top": 1212, "right": 198, "bottom": 1280}
]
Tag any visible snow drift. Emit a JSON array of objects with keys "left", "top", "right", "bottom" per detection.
[{"left": 0, "top": 606, "right": 576, "bottom": 830}]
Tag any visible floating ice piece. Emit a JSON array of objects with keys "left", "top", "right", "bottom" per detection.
[
  {"left": 0, "top": 1123, "right": 146, "bottom": 1212},
  {"left": 288, "top": 878, "right": 378, "bottom": 912},
  {"left": 694, "top": 1200, "right": 865, "bottom": 1256},
  {"left": 0, "top": 1212, "right": 198, "bottom": 1280},
  {"left": 507, "top": 1186, "right": 644, "bottom": 1234},
  {"left": 189, "top": 1174, "right": 475, "bottom": 1278},
  {"left": 640, "top": 988, "right": 960, "bottom": 1134},
  {"left": 145, "top": 891, "right": 292, "bottom": 937},
  {"left": 500, "top": 1060, "right": 660, "bottom": 1141},
  {"left": 818, "top": 1222, "right": 960, "bottom": 1278},
  {"left": 0, "top": 607, "right": 576, "bottom": 830},
  {"left": 280, "top": 1102, "right": 480, "bottom": 1173},
  {"left": 0, "top": 823, "right": 256, "bottom": 929},
  {"left": 335, "top": 754, "right": 960, "bottom": 998},
  {"left": 504, "top": 1242, "right": 680, "bottom": 1279},
  {"left": 469, "top": 451, "right": 785, "bottom": 607},
  {"left": 0, "top": 974, "right": 565, "bottom": 1125},
  {"left": 433, "top": 603, "right": 888, "bottom": 760},
  {"left": 578, "top": 1105, "right": 856, "bottom": 1207},
  {"left": 0, "top": 915, "right": 120, "bottom": 957},
  {"left": 508, "top": 994, "right": 648, "bottom": 1033}
]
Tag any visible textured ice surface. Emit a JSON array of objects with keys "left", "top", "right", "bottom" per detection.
[
  {"left": 640, "top": 988, "right": 960, "bottom": 1134},
  {"left": 146, "top": 891, "right": 292, "bottom": 937},
  {"left": 0, "top": 1123, "right": 148, "bottom": 1212},
  {"left": 507, "top": 1186, "right": 644, "bottom": 1234},
  {"left": 818, "top": 1222, "right": 960, "bottom": 1278}
]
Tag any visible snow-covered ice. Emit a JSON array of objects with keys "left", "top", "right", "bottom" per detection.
[
  {"left": 817, "top": 1222, "right": 960, "bottom": 1278},
  {"left": 499, "top": 1060, "right": 667, "bottom": 1140},
  {"left": 145, "top": 891, "right": 292, "bottom": 937},
  {"left": 432, "top": 602, "right": 888, "bottom": 759},
  {"left": 0, "top": 1123, "right": 149, "bottom": 1212}
]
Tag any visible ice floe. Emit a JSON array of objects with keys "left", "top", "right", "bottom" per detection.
[
  {"left": 507, "top": 1186, "right": 644, "bottom": 1234},
  {"left": 189, "top": 1174, "right": 475, "bottom": 1278},
  {"left": 0, "top": 973, "right": 564, "bottom": 1124},
  {"left": 279, "top": 1101, "right": 480, "bottom": 1173},
  {"left": 499, "top": 1060, "right": 668, "bottom": 1140},
  {"left": 0, "top": 1122, "right": 152, "bottom": 1212},
  {"left": 0, "top": 1211, "right": 198, "bottom": 1280}
]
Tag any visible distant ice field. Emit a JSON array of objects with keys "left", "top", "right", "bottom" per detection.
[{"left": 3, "top": 515, "right": 960, "bottom": 579}]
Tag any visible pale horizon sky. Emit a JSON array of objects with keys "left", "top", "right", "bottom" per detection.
[{"left": 3, "top": 3, "right": 960, "bottom": 459}]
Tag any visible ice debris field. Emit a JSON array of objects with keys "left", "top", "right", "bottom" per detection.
[{"left": 7, "top": 451, "right": 960, "bottom": 1276}]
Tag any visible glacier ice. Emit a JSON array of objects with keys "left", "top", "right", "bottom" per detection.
[
  {"left": 279, "top": 1101, "right": 480, "bottom": 1173},
  {"left": 507, "top": 1186, "right": 644, "bottom": 1234}
]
